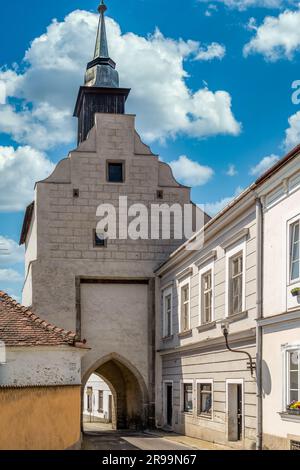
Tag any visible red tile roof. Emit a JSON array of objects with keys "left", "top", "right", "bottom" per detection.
[{"left": 0, "top": 291, "right": 82, "bottom": 347}]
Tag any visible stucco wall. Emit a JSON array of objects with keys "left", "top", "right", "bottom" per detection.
[
  {"left": 0, "top": 347, "right": 83, "bottom": 387},
  {"left": 22, "top": 113, "right": 191, "bottom": 335},
  {"left": 263, "top": 183, "right": 300, "bottom": 317},
  {"left": 81, "top": 283, "right": 149, "bottom": 385},
  {"left": 0, "top": 386, "right": 81, "bottom": 450},
  {"left": 262, "top": 322, "right": 300, "bottom": 447}
]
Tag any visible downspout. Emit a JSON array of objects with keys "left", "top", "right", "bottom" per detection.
[{"left": 256, "top": 197, "right": 263, "bottom": 450}]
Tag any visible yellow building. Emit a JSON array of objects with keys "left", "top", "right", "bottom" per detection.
[{"left": 0, "top": 291, "right": 87, "bottom": 450}]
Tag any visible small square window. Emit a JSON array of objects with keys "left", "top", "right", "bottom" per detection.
[
  {"left": 107, "top": 162, "right": 124, "bottom": 183},
  {"left": 94, "top": 230, "right": 107, "bottom": 248}
]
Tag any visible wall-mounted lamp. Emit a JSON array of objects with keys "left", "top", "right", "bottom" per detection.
[{"left": 221, "top": 321, "right": 256, "bottom": 376}]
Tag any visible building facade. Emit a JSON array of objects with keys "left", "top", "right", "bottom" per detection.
[
  {"left": 256, "top": 147, "right": 300, "bottom": 450},
  {"left": 83, "top": 374, "right": 113, "bottom": 424},
  {"left": 155, "top": 189, "right": 258, "bottom": 450},
  {"left": 155, "top": 146, "right": 300, "bottom": 450}
]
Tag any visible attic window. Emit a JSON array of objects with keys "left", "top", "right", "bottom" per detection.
[
  {"left": 157, "top": 190, "right": 164, "bottom": 200},
  {"left": 107, "top": 161, "right": 125, "bottom": 183},
  {"left": 94, "top": 230, "right": 107, "bottom": 248}
]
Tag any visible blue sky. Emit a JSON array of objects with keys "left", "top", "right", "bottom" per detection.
[{"left": 0, "top": 0, "right": 300, "bottom": 299}]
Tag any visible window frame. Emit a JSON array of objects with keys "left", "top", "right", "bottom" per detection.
[
  {"left": 180, "top": 380, "right": 194, "bottom": 414},
  {"left": 198, "top": 261, "right": 214, "bottom": 326},
  {"left": 225, "top": 242, "right": 246, "bottom": 318},
  {"left": 162, "top": 286, "right": 173, "bottom": 338},
  {"left": 106, "top": 160, "right": 125, "bottom": 184},
  {"left": 282, "top": 344, "right": 300, "bottom": 410},
  {"left": 87, "top": 386, "right": 93, "bottom": 412},
  {"left": 196, "top": 379, "right": 214, "bottom": 420},
  {"left": 178, "top": 278, "right": 191, "bottom": 333},
  {"left": 289, "top": 219, "right": 300, "bottom": 284},
  {"left": 98, "top": 390, "right": 104, "bottom": 413}
]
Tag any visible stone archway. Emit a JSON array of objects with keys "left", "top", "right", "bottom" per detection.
[{"left": 82, "top": 353, "right": 149, "bottom": 430}]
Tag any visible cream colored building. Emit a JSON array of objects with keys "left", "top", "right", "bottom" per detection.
[
  {"left": 155, "top": 186, "right": 258, "bottom": 450},
  {"left": 155, "top": 145, "right": 300, "bottom": 450},
  {"left": 256, "top": 146, "right": 300, "bottom": 450}
]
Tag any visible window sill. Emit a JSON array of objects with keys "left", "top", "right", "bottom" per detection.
[
  {"left": 162, "top": 335, "right": 174, "bottom": 342},
  {"left": 279, "top": 411, "right": 300, "bottom": 422},
  {"left": 197, "top": 413, "right": 213, "bottom": 420},
  {"left": 178, "top": 329, "right": 193, "bottom": 338},
  {"left": 197, "top": 321, "right": 216, "bottom": 333},
  {"left": 228, "top": 311, "right": 248, "bottom": 323}
]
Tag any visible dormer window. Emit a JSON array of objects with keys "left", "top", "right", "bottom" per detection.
[{"left": 107, "top": 161, "right": 125, "bottom": 183}]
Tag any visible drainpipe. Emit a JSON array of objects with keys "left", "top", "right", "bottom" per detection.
[{"left": 256, "top": 197, "right": 263, "bottom": 451}]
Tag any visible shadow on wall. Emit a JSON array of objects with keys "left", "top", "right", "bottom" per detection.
[{"left": 262, "top": 360, "right": 272, "bottom": 397}]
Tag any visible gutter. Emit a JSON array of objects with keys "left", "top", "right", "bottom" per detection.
[{"left": 255, "top": 197, "right": 264, "bottom": 451}]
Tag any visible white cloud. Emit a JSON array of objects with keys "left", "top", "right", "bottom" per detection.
[
  {"left": 0, "top": 146, "right": 54, "bottom": 211},
  {"left": 244, "top": 9, "right": 300, "bottom": 61},
  {"left": 250, "top": 154, "right": 279, "bottom": 176},
  {"left": 0, "top": 10, "right": 240, "bottom": 149},
  {"left": 0, "top": 269, "right": 23, "bottom": 283},
  {"left": 0, "top": 236, "right": 24, "bottom": 265},
  {"left": 205, "top": 4, "right": 219, "bottom": 16},
  {"left": 226, "top": 164, "right": 238, "bottom": 176},
  {"left": 194, "top": 43, "right": 226, "bottom": 61},
  {"left": 199, "top": 0, "right": 291, "bottom": 11},
  {"left": 204, "top": 186, "right": 244, "bottom": 216},
  {"left": 169, "top": 155, "right": 214, "bottom": 187},
  {"left": 284, "top": 111, "right": 300, "bottom": 150}
]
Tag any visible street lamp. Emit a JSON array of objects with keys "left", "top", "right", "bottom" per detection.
[{"left": 221, "top": 321, "right": 256, "bottom": 376}]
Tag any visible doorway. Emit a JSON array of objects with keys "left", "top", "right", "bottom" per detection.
[
  {"left": 227, "top": 381, "right": 243, "bottom": 442},
  {"left": 164, "top": 382, "right": 173, "bottom": 428}
]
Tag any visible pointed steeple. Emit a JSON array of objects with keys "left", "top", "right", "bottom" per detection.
[
  {"left": 74, "top": 1, "right": 131, "bottom": 144},
  {"left": 94, "top": 1, "right": 109, "bottom": 59},
  {"left": 84, "top": 0, "right": 119, "bottom": 88}
]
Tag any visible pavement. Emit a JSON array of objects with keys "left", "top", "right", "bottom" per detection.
[{"left": 82, "top": 423, "right": 230, "bottom": 451}]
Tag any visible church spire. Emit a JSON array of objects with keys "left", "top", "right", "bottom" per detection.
[
  {"left": 94, "top": 1, "right": 109, "bottom": 59},
  {"left": 84, "top": 0, "right": 119, "bottom": 88},
  {"left": 74, "top": 0, "right": 130, "bottom": 144}
]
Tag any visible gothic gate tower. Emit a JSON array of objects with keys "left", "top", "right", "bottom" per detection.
[{"left": 20, "top": 1, "right": 193, "bottom": 429}]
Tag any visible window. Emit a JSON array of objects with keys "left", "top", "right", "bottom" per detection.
[
  {"left": 98, "top": 390, "right": 104, "bottom": 413},
  {"left": 197, "top": 382, "right": 213, "bottom": 418},
  {"left": 183, "top": 383, "right": 193, "bottom": 413},
  {"left": 163, "top": 288, "right": 172, "bottom": 338},
  {"left": 229, "top": 253, "right": 243, "bottom": 315},
  {"left": 201, "top": 271, "right": 212, "bottom": 324},
  {"left": 87, "top": 387, "right": 93, "bottom": 412},
  {"left": 107, "top": 162, "right": 124, "bottom": 183},
  {"left": 180, "top": 283, "right": 190, "bottom": 332},
  {"left": 94, "top": 230, "right": 107, "bottom": 247},
  {"left": 290, "top": 221, "right": 300, "bottom": 282},
  {"left": 287, "top": 349, "right": 300, "bottom": 405}
]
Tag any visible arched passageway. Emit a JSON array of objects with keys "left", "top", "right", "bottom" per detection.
[{"left": 82, "top": 354, "right": 149, "bottom": 430}]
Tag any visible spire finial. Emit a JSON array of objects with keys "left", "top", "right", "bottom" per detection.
[
  {"left": 98, "top": 0, "right": 107, "bottom": 14},
  {"left": 94, "top": 0, "right": 109, "bottom": 59}
]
